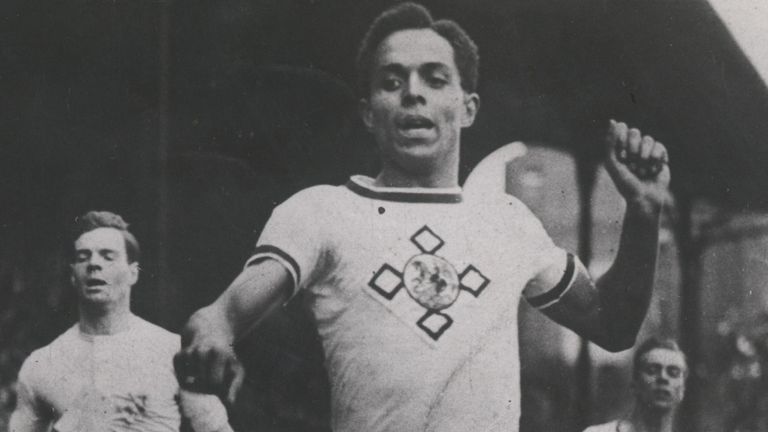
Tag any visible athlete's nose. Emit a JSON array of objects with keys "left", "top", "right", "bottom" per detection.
[
  {"left": 402, "top": 74, "right": 426, "bottom": 107},
  {"left": 86, "top": 254, "right": 104, "bottom": 272}
]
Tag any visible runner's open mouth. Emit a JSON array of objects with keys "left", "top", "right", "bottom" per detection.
[{"left": 398, "top": 116, "right": 435, "bottom": 130}]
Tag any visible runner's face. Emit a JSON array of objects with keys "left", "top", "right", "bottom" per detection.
[
  {"left": 361, "top": 29, "right": 478, "bottom": 174},
  {"left": 71, "top": 227, "right": 137, "bottom": 307},
  {"left": 634, "top": 348, "right": 687, "bottom": 411}
]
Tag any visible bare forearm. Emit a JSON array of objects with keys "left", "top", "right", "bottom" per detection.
[
  {"left": 539, "top": 120, "right": 669, "bottom": 351},
  {"left": 189, "top": 261, "right": 292, "bottom": 343},
  {"left": 596, "top": 202, "right": 662, "bottom": 348},
  {"left": 176, "top": 259, "right": 292, "bottom": 401}
]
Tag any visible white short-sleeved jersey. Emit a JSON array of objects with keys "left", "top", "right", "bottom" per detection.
[
  {"left": 247, "top": 175, "right": 571, "bottom": 432},
  {"left": 10, "top": 315, "right": 229, "bottom": 432}
]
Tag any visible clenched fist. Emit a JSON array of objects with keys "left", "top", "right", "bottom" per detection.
[
  {"left": 605, "top": 119, "right": 671, "bottom": 214},
  {"left": 173, "top": 309, "right": 245, "bottom": 405}
]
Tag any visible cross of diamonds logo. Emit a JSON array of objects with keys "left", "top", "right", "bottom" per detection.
[{"left": 368, "top": 225, "right": 490, "bottom": 341}]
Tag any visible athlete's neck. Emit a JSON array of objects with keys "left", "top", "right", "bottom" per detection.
[
  {"left": 375, "top": 159, "right": 459, "bottom": 188},
  {"left": 626, "top": 405, "right": 676, "bottom": 432},
  {"left": 79, "top": 303, "right": 134, "bottom": 335}
]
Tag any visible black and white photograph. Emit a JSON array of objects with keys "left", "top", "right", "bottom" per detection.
[{"left": 1, "top": 1, "right": 768, "bottom": 431}]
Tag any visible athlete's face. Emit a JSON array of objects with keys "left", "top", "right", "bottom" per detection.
[
  {"left": 71, "top": 227, "right": 137, "bottom": 308},
  {"left": 360, "top": 29, "right": 479, "bottom": 175},
  {"left": 633, "top": 348, "right": 687, "bottom": 412}
]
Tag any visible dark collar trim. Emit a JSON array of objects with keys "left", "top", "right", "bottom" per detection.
[{"left": 345, "top": 178, "right": 463, "bottom": 203}]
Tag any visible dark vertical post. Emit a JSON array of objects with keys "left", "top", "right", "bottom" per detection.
[
  {"left": 675, "top": 195, "right": 701, "bottom": 432},
  {"left": 574, "top": 154, "right": 598, "bottom": 431},
  {"left": 155, "top": 0, "right": 173, "bottom": 327}
]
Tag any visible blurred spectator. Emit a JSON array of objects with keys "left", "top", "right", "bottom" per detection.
[
  {"left": 717, "top": 309, "right": 768, "bottom": 432},
  {"left": 583, "top": 337, "right": 687, "bottom": 432}
]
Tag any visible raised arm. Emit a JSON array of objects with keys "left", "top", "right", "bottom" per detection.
[
  {"left": 528, "top": 120, "right": 670, "bottom": 352},
  {"left": 174, "top": 258, "right": 293, "bottom": 404}
]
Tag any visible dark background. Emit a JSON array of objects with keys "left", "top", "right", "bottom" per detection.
[{"left": 2, "top": 0, "right": 768, "bottom": 430}]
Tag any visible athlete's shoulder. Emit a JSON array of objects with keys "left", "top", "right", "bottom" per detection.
[
  {"left": 133, "top": 316, "right": 179, "bottom": 340},
  {"left": 290, "top": 184, "right": 341, "bottom": 199},
  {"left": 19, "top": 325, "right": 78, "bottom": 377},
  {"left": 43, "top": 324, "right": 80, "bottom": 353},
  {"left": 502, "top": 194, "right": 545, "bottom": 223},
  {"left": 498, "top": 193, "right": 532, "bottom": 212},
  {"left": 272, "top": 183, "right": 355, "bottom": 224},
  {"left": 470, "top": 191, "right": 542, "bottom": 224},
  {"left": 20, "top": 345, "right": 50, "bottom": 374},
  {"left": 279, "top": 184, "right": 349, "bottom": 207},
  {"left": 125, "top": 318, "right": 183, "bottom": 364}
]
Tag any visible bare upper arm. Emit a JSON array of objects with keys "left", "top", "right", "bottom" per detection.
[
  {"left": 227, "top": 257, "right": 294, "bottom": 299},
  {"left": 211, "top": 258, "right": 295, "bottom": 339}
]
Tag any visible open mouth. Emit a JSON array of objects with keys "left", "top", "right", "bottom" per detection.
[
  {"left": 398, "top": 115, "right": 435, "bottom": 131},
  {"left": 86, "top": 278, "right": 107, "bottom": 287}
]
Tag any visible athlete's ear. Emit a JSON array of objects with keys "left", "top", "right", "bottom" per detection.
[
  {"left": 461, "top": 92, "right": 480, "bottom": 128},
  {"left": 360, "top": 98, "right": 374, "bottom": 131},
  {"left": 128, "top": 261, "right": 139, "bottom": 286}
]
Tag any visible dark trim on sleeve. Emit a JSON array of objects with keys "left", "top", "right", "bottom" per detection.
[
  {"left": 250, "top": 245, "right": 301, "bottom": 285},
  {"left": 526, "top": 253, "right": 576, "bottom": 309}
]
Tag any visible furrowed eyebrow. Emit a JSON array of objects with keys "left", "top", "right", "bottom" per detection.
[
  {"left": 74, "top": 248, "right": 120, "bottom": 257},
  {"left": 377, "top": 63, "right": 408, "bottom": 76},
  {"left": 376, "top": 62, "right": 453, "bottom": 76},
  {"left": 641, "top": 362, "right": 662, "bottom": 370},
  {"left": 420, "top": 62, "right": 452, "bottom": 75}
]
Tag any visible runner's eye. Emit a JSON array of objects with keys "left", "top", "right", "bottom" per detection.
[
  {"left": 380, "top": 77, "right": 402, "bottom": 91},
  {"left": 426, "top": 75, "right": 448, "bottom": 88},
  {"left": 643, "top": 364, "right": 661, "bottom": 375},
  {"left": 667, "top": 366, "right": 682, "bottom": 378}
]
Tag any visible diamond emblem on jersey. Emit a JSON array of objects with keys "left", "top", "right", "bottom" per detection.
[{"left": 368, "top": 225, "right": 491, "bottom": 341}]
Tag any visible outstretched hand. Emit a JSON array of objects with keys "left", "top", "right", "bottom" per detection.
[
  {"left": 604, "top": 119, "right": 671, "bottom": 213},
  {"left": 173, "top": 310, "right": 245, "bottom": 406}
]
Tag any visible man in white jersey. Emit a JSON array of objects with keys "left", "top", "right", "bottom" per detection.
[
  {"left": 10, "top": 211, "right": 233, "bottom": 432},
  {"left": 174, "top": 3, "right": 671, "bottom": 431},
  {"left": 584, "top": 338, "right": 687, "bottom": 432}
]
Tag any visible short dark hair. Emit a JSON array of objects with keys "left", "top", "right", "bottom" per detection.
[
  {"left": 355, "top": 2, "right": 479, "bottom": 96},
  {"left": 70, "top": 211, "right": 141, "bottom": 263},
  {"left": 633, "top": 337, "right": 688, "bottom": 379}
]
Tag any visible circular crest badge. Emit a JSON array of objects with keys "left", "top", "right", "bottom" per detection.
[{"left": 403, "top": 254, "right": 460, "bottom": 310}]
